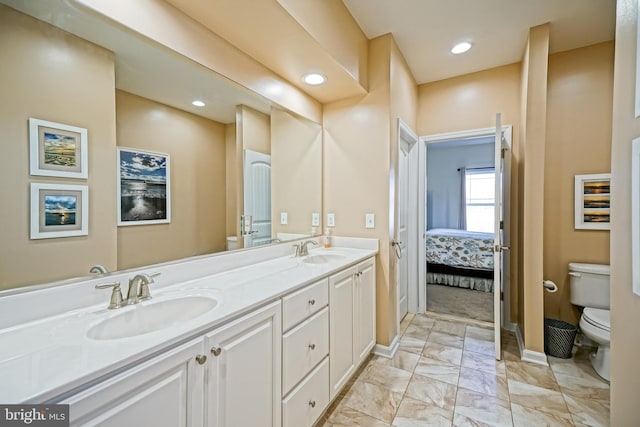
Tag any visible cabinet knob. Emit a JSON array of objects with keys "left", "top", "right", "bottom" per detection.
[
  {"left": 195, "top": 354, "right": 207, "bottom": 365},
  {"left": 308, "top": 343, "right": 316, "bottom": 350},
  {"left": 308, "top": 299, "right": 316, "bottom": 305},
  {"left": 308, "top": 400, "right": 316, "bottom": 408},
  {"left": 211, "top": 347, "right": 222, "bottom": 356}
]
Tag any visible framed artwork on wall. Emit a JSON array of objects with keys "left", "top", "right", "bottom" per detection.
[
  {"left": 29, "top": 118, "right": 88, "bottom": 179},
  {"left": 574, "top": 173, "right": 611, "bottom": 230},
  {"left": 632, "top": 138, "right": 640, "bottom": 296},
  {"left": 117, "top": 147, "right": 171, "bottom": 226},
  {"left": 30, "top": 183, "right": 88, "bottom": 239}
]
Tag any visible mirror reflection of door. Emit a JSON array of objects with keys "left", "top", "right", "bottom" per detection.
[{"left": 243, "top": 149, "right": 272, "bottom": 247}]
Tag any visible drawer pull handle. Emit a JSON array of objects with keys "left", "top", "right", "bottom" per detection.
[
  {"left": 308, "top": 343, "right": 316, "bottom": 350},
  {"left": 211, "top": 347, "right": 222, "bottom": 356},
  {"left": 308, "top": 299, "right": 316, "bottom": 305},
  {"left": 308, "top": 400, "right": 316, "bottom": 408},
  {"left": 195, "top": 354, "right": 207, "bottom": 365}
]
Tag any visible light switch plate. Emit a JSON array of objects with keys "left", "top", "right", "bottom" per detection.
[
  {"left": 327, "top": 213, "right": 335, "bottom": 227},
  {"left": 311, "top": 212, "right": 320, "bottom": 226},
  {"left": 280, "top": 212, "right": 288, "bottom": 225},
  {"left": 365, "top": 213, "right": 375, "bottom": 229}
]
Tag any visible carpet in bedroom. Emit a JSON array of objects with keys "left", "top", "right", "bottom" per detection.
[{"left": 426, "top": 283, "right": 494, "bottom": 322}]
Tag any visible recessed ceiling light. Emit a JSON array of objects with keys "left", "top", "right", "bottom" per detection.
[
  {"left": 303, "top": 73, "right": 327, "bottom": 85},
  {"left": 192, "top": 100, "right": 205, "bottom": 107},
  {"left": 451, "top": 42, "right": 472, "bottom": 54}
]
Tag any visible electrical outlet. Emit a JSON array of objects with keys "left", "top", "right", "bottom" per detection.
[
  {"left": 327, "top": 213, "right": 335, "bottom": 227},
  {"left": 311, "top": 212, "right": 320, "bottom": 226},
  {"left": 280, "top": 212, "right": 288, "bottom": 225},
  {"left": 365, "top": 213, "right": 375, "bottom": 229}
]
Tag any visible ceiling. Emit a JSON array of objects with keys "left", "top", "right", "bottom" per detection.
[{"left": 342, "top": 0, "right": 616, "bottom": 84}]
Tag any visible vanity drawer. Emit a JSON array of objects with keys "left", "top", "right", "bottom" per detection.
[
  {"left": 282, "top": 356, "right": 329, "bottom": 427},
  {"left": 282, "top": 278, "right": 328, "bottom": 331},
  {"left": 282, "top": 307, "right": 329, "bottom": 394}
]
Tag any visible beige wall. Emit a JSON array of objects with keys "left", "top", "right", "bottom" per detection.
[
  {"left": 225, "top": 123, "right": 237, "bottom": 239},
  {"left": 0, "top": 6, "right": 117, "bottom": 290},
  {"left": 418, "top": 63, "right": 521, "bottom": 323},
  {"left": 238, "top": 106, "right": 271, "bottom": 155},
  {"left": 271, "top": 108, "right": 322, "bottom": 237},
  {"left": 544, "top": 42, "right": 613, "bottom": 324},
  {"left": 116, "top": 91, "right": 227, "bottom": 269},
  {"left": 610, "top": 0, "right": 640, "bottom": 424}
]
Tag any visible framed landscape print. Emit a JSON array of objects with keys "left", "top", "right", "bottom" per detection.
[
  {"left": 29, "top": 118, "right": 88, "bottom": 179},
  {"left": 574, "top": 173, "right": 611, "bottom": 230},
  {"left": 30, "top": 183, "right": 88, "bottom": 239},
  {"left": 117, "top": 147, "right": 171, "bottom": 226}
]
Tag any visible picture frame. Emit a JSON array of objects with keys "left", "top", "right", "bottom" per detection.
[
  {"left": 632, "top": 138, "right": 640, "bottom": 296},
  {"left": 29, "top": 118, "right": 88, "bottom": 179},
  {"left": 574, "top": 173, "right": 611, "bottom": 230},
  {"left": 117, "top": 147, "right": 171, "bottom": 226},
  {"left": 30, "top": 183, "right": 88, "bottom": 239}
]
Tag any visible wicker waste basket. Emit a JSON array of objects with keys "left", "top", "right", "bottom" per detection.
[{"left": 544, "top": 318, "right": 577, "bottom": 359}]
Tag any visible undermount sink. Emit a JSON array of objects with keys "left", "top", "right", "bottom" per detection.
[
  {"left": 87, "top": 296, "right": 218, "bottom": 340},
  {"left": 303, "top": 254, "right": 347, "bottom": 264}
]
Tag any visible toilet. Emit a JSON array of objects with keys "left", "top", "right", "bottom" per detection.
[{"left": 568, "top": 262, "right": 611, "bottom": 381}]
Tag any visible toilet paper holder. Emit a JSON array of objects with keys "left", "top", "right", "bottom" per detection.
[{"left": 543, "top": 280, "right": 558, "bottom": 293}]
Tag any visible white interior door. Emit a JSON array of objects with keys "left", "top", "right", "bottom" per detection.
[
  {"left": 493, "top": 113, "right": 504, "bottom": 359},
  {"left": 397, "top": 139, "right": 410, "bottom": 320},
  {"left": 244, "top": 149, "right": 272, "bottom": 247}
]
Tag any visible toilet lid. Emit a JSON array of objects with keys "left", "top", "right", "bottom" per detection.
[{"left": 583, "top": 307, "right": 610, "bottom": 331}]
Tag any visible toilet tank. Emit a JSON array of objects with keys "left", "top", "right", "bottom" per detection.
[{"left": 568, "top": 263, "right": 610, "bottom": 309}]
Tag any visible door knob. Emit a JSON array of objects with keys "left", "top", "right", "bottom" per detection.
[
  {"left": 195, "top": 354, "right": 207, "bottom": 365},
  {"left": 211, "top": 347, "right": 222, "bottom": 356}
]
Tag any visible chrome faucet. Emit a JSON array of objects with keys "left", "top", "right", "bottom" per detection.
[
  {"left": 294, "top": 240, "right": 319, "bottom": 257},
  {"left": 126, "top": 272, "right": 161, "bottom": 305}
]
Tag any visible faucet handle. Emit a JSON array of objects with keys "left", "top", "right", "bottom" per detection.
[
  {"left": 95, "top": 281, "right": 124, "bottom": 309},
  {"left": 138, "top": 272, "right": 161, "bottom": 301}
]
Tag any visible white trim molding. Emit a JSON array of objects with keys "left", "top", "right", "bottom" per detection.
[
  {"left": 515, "top": 324, "right": 548, "bottom": 366},
  {"left": 372, "top": 335, "right": 399, "bottom": 359}
]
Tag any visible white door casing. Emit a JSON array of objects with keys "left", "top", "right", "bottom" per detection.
[
  {"left": 493, "top": 113, "right": 503, "bottom": 359},
  {"left": 243, "top": 149, "right": 272, "bottom": 247}
]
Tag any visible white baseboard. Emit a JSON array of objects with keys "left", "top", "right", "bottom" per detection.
[
  {"left": 515, "top": 324, "right": 548, "bottom": 366},
  {"left": 372, "top": 335, "right": 399, "bottom": 359},
  {"left": 503, "top": 321, "right": 517, "bottom": 332}
]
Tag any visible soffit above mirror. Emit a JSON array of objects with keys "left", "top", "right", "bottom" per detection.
[{"left": 2, "top": 0, "right": 272, "bottom": 124}]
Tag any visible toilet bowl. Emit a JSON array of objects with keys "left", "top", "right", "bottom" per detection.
[{"left": 579, "top": 307, "right": 610, "bottom": 381}]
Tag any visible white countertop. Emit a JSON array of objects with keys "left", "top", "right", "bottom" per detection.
[{"left": 0, "top": 244, "right": 377, "bottom": 403}]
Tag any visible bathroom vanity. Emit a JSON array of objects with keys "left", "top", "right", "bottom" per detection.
[{"left": 0, "top": 237, "right": 378, "bottom": 427}]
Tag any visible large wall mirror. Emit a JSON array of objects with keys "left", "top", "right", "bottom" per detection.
[{"left": 0, "top": 0, "right": 322, "bottom": 291}]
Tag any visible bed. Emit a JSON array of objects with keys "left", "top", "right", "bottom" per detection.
[{"left": 425, "top": 228, "right": 494, "bottom": 292}]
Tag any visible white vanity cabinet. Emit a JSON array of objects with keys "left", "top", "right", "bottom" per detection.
[
  {"left": 329, "top": 257, "right": 376, "bottom": 399},
  {"left": 61, "top": 338, "right": 206, "bottom": 427},
  {"left": 281, "top": 278, "right": 329, "bottom": 427},
  {"left": 204, "top": 300, "right": 282, "bottom": 427}
]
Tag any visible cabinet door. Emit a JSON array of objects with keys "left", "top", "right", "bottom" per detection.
[
  {"left": 355, "top": 258, "right": 376, "bottom": 364},
  {"left": 329, "top": 266, "right": 356, "bottom": 400},
  {"left": 62, "top": 339, "right": 205, "bottom": 427},
  {"left": 205, "top": 301, "right": 281, "bottom": 427}
]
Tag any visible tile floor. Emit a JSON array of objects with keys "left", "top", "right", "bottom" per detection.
[{"left": 317, "top": 313, "right": 610, "bottom": 427}]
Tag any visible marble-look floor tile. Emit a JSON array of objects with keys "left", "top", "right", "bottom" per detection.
[
  {"left": 461, "top": 350, "right": 506, "bottom": 378},
  {"left": 502, "top": 343, "right": 522, "bottom": 362},
  {"left": 342, "top": 380, "right": 403, "bottom": 424},
  {"left": 392, "top": 396, "right": 453, "bottom": 427},
  {"left": 428, "top": 330, "right": 465, "bottom": 349},
  {"left": 555, "top": 372, "right": 609, "bottom": 402},
  {"left": 454, "top": 388, "right": 513, "bottom": 427},
  {"left": 433, "top": 319, "right": 467, "bottom": 337},
  {"left": 371, "top": 350, "right": 420, "bottom": 374},
  {"left": 464, "top": 337, "right": 495, "bottom": 356},
  {"left": 458, "top": 366, "right": 509, "bottom": 401},
  {"left": 505, "top": 360, "right": 560, "bottom": 392},
  {"left": 564, "top": 394, "right": 610, "bottom": 427},
  {"left": 398, "top": 336, "right": 426, "bottom": 355},
  {"left": 361, "top": 363, "right": 412, "bottom": 394},
  {"left": 404, "top": 373, "right": 456, "bottom": 410},
  {"left": 322, "top": 406, "right": 390, "bottom": 427},
  {"left": 414, "top": 356, "right": 461, "bottom": 385},
  {"left": 466, "top": 326, "right": 494, "bottom": 342},
  {"left": 400, "top": 313, "right": 415, "bottom": 335},
  {"left": 422, "top": 341, "right": 463, "bottom": 365},
  {"left": 411, "top": 314, "right": 436, "bottom": 329},
  {"left": 507, "top": 379, "right": 569, "bottom": 419},
  {"left": 510, "top": 402, "right": 574, "bottom": 427},
  {"left": 403, "top": 324, "right": 432, "bottom": 340},
  {"left": 548, "top": 355, "right": 603, "bottom": 383},
  {"left": 453, "top": 413, "right": 495, "bottom": 426}
]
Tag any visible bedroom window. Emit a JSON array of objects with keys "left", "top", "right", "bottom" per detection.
[{"left": 465, "top": 169, "right": 495, "bottom": 233}]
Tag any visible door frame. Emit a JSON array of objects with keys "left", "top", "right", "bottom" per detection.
[
  {"left": 396, "top": 119, "right": 420, "bottom": 323},
  {"left": 418, "top": 125, "right": 513, "bottom": 328}
]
